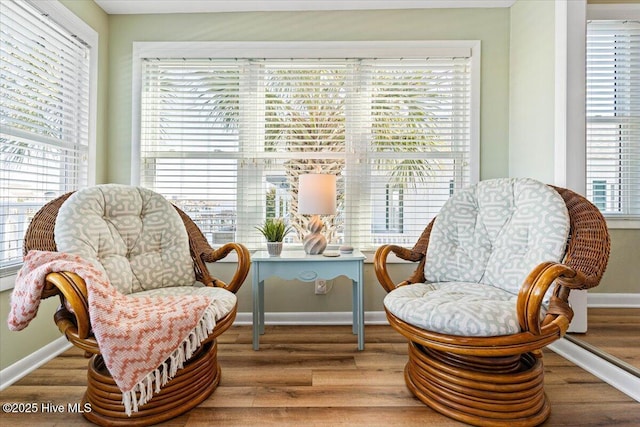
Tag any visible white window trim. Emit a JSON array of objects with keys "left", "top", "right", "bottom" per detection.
[
  {"left": 583, "top": 3, "right": 640, "bottom": 229},
  {"left": 0, "top": 0, "right": 98, "bottom": 286},
  {"left": 131, "top": 41, "right": 481, "bottom": 186}
]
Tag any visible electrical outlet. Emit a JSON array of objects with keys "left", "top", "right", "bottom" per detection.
[{"left": 315, "top": 279, "right": 328, "bottom": 295}]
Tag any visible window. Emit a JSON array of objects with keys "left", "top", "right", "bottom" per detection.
[
  {"left": 586, "top": 20, "right": 640, "bottom": 219},
  {"left": 592, "top": 179, "right": 607, "bottom": 211},
  {"left": 381, "top": 184, "right": 403, "bottom": 234},
  {"left": 136, "top": 42, "right": 479, "bottom": 250},
  {"left": 0, "top": 0, "right": 96, "bottom": 272}
]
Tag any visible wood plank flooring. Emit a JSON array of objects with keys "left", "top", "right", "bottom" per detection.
[
  {"left": 567, "top": 308, "right": 640, "bottom": 371},
  {"left": 1, "top": 323, "right": 639, "bottom": 426}
]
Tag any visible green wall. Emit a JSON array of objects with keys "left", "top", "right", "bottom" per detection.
[
  {"left": 595, "top": 229, "right": 640, "bottom": 294},
  {"left": 0, "top": 292, "right": 62, "bottom": 370},
  {"left": 508, "top": 0, "right": 556, "bottom": 182}
]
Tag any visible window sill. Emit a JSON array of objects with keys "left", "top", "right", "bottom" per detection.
[
  {"left": 605, "top": 219, "right": 640, "bottom": 230},
  {"left": 1, "top": 266, "right": 20, "bottom": 292}
]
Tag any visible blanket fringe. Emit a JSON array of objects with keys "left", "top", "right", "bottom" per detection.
[{"left": 122, "top": 305, "right": 217, "bottom": 416}]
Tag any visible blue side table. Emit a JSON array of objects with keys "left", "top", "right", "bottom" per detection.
[{"left": 251, "top": 250, "right": 366, "bottom": 351}]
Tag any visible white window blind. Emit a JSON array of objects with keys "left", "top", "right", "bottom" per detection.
[
  {"left": 586, "top": 20, "right": 640, "bottom": 219},
  {"left": 0, "top": 0, "right": 92, "bottom": 270},
  {"left": 140, "top": 54, "right": 474, "bottom": 250}
]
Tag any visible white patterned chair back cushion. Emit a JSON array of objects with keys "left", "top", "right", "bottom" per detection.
[
  {"left": 424, "top": 178, "right": 570, "bottom": 298},
  {"left": 54, "top": 185, "right": 195, "bottom": 294}
]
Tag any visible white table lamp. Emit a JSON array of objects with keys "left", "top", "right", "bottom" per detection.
[{"left": 298, "top": 174, "right": 337, "bottom": 255}]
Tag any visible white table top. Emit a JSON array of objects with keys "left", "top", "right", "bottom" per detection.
[{"left": 252, "top": 249, "right": 365, "bottom": 262}]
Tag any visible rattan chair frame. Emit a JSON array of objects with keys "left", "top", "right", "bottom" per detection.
[
  {"left": 22, "top": 190, "right": 251, "bottom": 426},
  {"left": 374, "top": 185, "right": 610, "bottom": 427}
]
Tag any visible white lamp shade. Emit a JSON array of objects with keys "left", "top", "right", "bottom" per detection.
[{"left": 298, "top": 174, "right": 337, "bottom": 215}]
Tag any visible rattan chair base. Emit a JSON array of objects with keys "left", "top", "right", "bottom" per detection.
[
  {"left": 405, "top": 342, "right": 550, "bottom": 427},
  {"left": 81, "top": 340, "right": 220, "bottom": 427}
]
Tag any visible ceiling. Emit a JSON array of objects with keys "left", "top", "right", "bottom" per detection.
[{"left": 94, "top": 0, "right": 516, "bottom": 15}]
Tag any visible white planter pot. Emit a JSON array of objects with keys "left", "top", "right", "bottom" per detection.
[{"left": 266, "top": 242, "right": 283, "bottom": 257}]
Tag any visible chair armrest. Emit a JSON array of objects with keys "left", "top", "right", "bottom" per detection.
[
  {"left": 200, "top": 242, "right": 251, "bottom": 294},
  {"left": 45, "top": 272, "right": 100, "bottom": 354},
  {"left": 374, "top": 245, "right": 424, "bottom": 293},
  {"left": 517, "top": 262, "right": 585, "bottom": 336}
]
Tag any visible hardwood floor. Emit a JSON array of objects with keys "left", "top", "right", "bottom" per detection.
[
  {"left": 567, "top": 308, "right": 640, "bottom": 372},
  {"left": 1, "top": 323, "right": 639, "bottom": 426}
]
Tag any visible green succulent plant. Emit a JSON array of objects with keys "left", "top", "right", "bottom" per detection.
[{"left": 255, "top": 218, "right": 293, "bottom": 242}]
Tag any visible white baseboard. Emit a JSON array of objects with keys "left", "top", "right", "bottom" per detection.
[
  {"left": 0, "top": 336, "right": 72, "bottom": 391},
  {"left": 588, "top": 293, "right": 640, "bottom": 308},
  {"left": 549, "top": 338, "right": 640, "bottom": 403}
]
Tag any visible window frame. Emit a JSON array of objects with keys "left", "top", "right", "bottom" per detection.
[
  {"left": 0, "top": 0, "right": 98, "bottom": 283},
  {"left": 131, "top": 41, "right": 481, "bottom": 250},
  {"left": 585, "top": 4, "right": 640, "bottom": 229}
]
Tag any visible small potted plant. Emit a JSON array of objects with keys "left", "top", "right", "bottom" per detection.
[{"left": 255, "top": 218, "right": 293, "bottom": 257}]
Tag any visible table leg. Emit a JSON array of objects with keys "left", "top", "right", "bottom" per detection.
[
  {"left": 357, "top": 263, "right": 364, "bottom": 350},
  {"left": 352, "top": 278, "right": 358, "bottom": 335},
  {"left": 252, "top": 265, "right": 260, "bottom": 350},
  {"left": 259, "top": 279, "right": 265, "bottom": 334}
]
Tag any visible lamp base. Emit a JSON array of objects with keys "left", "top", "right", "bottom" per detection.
[{"left": 303, "top": 215, "right": 327, "bottom": 255}]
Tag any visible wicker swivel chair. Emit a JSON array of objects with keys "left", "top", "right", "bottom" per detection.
[
  {"left": 374, "top": 178, "right": 610, "bottom": 427},
  {"left": 22, "top": 185, "right": 251, "bottom": 426}
]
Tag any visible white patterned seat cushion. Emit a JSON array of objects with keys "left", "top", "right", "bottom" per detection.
[
  {"left": 131, "top": 286, "right": 237, "bottom": 321},
  {"left": 384, "top": 282, "right": 543, "bottom": 336},
  {"left": 55, "top": 185, "right": 195, "bottom": 295},
  {"left": 425, "top": 178, "right": 570, "bottom": 300}
]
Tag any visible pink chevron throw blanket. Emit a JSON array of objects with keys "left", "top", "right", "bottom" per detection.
[{"left": 8, "top": 250, "right": 216, "bottom": 415}]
